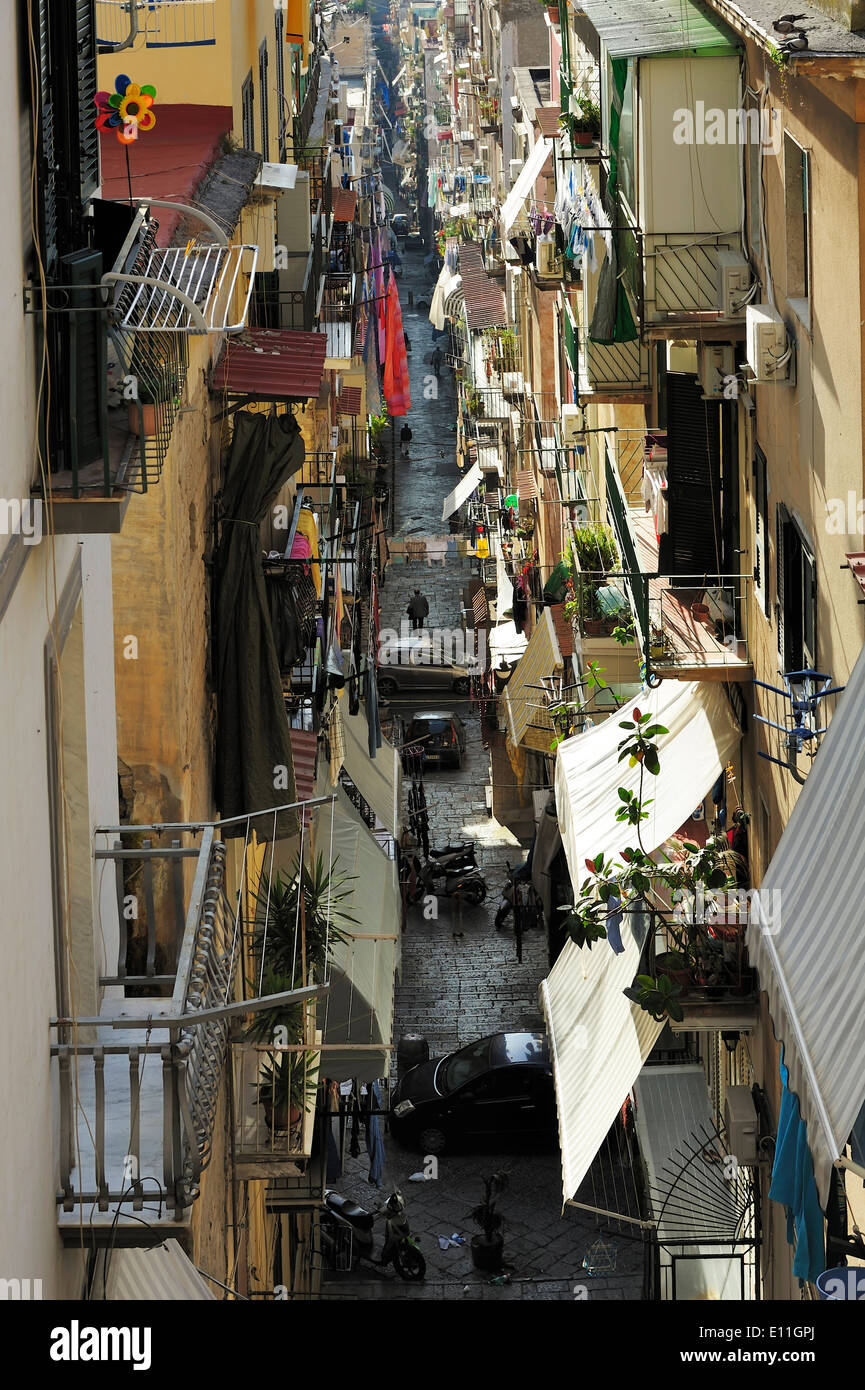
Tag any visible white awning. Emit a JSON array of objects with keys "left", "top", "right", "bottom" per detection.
[
  {"left": 748, "top": 642, "right": 865, "bottom": 1205},
  {"left": 541, "top": 909, "right": 663, "bottom": 1203},
  {"left": 500, "top": 136, "right": 553, "bottom": 236},
  {"left": 318, "top": 792, "right": 401, "bottom": 1082},
  {"left": 429, "top": 266, "right": 461, "bottom": 331},
  {"left": 489, "top": 620, "right": 528, "bottom": 665},
  {"left": 339, "top": 701, "right": 402, "bottom": 835},
  {"left": 555, "top": 680, "right": 741, "bottom": 893},
  {"left": 90, "top": 1239, "right": 216, "bottom": 1300},
  {"left": 441, "top": 462, "right": 483, "bottom": 521}
]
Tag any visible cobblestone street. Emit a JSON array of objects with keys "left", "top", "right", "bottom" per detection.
[{"left": 321, "top": 245, "right": 645, "bottom": 1302}]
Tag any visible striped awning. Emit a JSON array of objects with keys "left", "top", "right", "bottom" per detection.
[
  {"left": 503, "top": 607, "right": 563, "bottom": 752},
  {"left": 541, "top": 910, "right": 663, "bottom": 1203},
  {"left": 90, "top": 1240, "right": 216, "bottom": 1301},
  {"left": 748, "top": 641, "right": 865, "bottom": 1205}
]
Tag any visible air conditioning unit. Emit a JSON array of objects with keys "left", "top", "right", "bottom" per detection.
[
  {"left": 724, "top": 1087, "right": 759, "bottom": 1166},
  {"left": 560, "top": 404, "right": 585, "bottom": 446},
  {"left": 509, "top": 158, "right": 523, "bottom": 186},
  {"left": 538, "top": 436, "right": 558, "bottom": 474},
  {"left": 745, "top": 303, "right": 790, "bottom": 384},
  {"left": 717, "top": 250, "right": 752, "bottom": 319},
  {"left": 698, "top": 342, "right": 736, "bottom": 400}
]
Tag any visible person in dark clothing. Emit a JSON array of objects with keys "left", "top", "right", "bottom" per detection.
[
  {"left": 399, "top": 423, "right": 413, "bottom": 459},
  {"left": 431, "top": 345, "right": 443, "bottom": 377},
  {"left": 406, "top": 590, "right": 429, "bottom": 630}
]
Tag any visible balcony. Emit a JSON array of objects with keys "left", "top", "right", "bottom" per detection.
[
  {"left": 643, "top": 232, "right": 742, "bottom": 332},
  {"left": 645, "top": 904, "right": 760, "bottom": 1034},
  {"left": 96, "top": 1, "right": 217, "bottom": 51},
  {"left": 575, "top": 324, "right": 651, "bottom": 399},
  {"left": 51, "top": 827, "right": 235, "bottom": 1241},
  {"left": 319, "top": 273, "right": 359, "bottom": 363},
  {"left": 231, "top": 1031, "right": 322, "bottom": 1178}
]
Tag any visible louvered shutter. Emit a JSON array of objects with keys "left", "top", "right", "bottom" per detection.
[
  {"left": 36, "top": 0, "right": 59, "bottom": 271},
  {"left": 803, "top": 543, "right": 817, "bottom": 668},
  {"left": 63, "top": 249, "right": 109, "bottom": 475},
  {"left": 776, "top": 502, "right": 788, "bottom": 664},
  {"left": 75, "top": 0, "right": 100, "bottom": 203},
  {"left": 666, "top": 373, "right": 722, "bottom": 577}
]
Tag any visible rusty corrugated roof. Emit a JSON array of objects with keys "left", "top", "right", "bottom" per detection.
[
  {"left": 212, "top": 329, "right": 328, "bottom": 400},
  {"left": 332, "top": 188, "right": 358, "bottom": 222},
  {"left": 290, "top": 729, "right": 318, "bottom": 802},
  {"left": 338, "top": 386, "right": 363, "bottom": 416},
  {"left": 535, "top": 106, "right": 563, "bottom": 138},
  {"left": 458, "top": 241, "right": 506, "bottom": 332}
]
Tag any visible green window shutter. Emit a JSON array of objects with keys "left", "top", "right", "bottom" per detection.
[
  {"left": 75, "top": 0, "right": 100, "bottom": 203},
  {"left": 563, "top": 300, "right": 578, "bottom": 376},
  {"left": 63, "top": 249, "right": 109, "bottom": 479}
]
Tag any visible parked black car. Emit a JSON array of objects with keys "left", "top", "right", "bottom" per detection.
[
  {"left": 390, "top": 1031, "right": 556, "bottom": 1153},
  {"left": 402, "top": 711, "right": 466, "bottom": 770},
  {"left": 391, "top": 213, "right": 411, "bottom": 239}
]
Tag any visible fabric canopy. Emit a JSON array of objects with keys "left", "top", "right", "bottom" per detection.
[
  {"left": 489, "top": 620, "right": 528, "bottom": 665},
  {"left": 339, "top": 700, "right": 402, "bottom": 835},
  {"left": 748, "top": 640, "right": 865, "bottom": 1206},
  {"left": 541, "top": 906, "right": 663, "bottom": 1203},
  {"left": 441, "top": 462, "right": 483, "bottom": 520},
  {"left": 555, "top": 680, "right": 741, "bottom": 893},
  {"left": 500, "top": 136, "right": 553, "bottom": 236},
  {"left": 318, "top": 792, "right": 400, "bottom": 1082},
  {"left": 503, "top": 607, "right": 564, "bottom": 752},
  {"left": 429, "top": 265, "right": 460, "bottom": 331},
  {"left": 91, "top": 1239, "right": 216, "bottom": 1301},
  {"left": 215, "top": 412, "right": 304, "bottom": 835}
]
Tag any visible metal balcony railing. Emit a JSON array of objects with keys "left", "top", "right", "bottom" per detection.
[
  {"left": 295, "top": 148, "right": 333, "bottom": 223},
  {"left": 293, "top": 59, "right": 322, "bottom": 153},
  {"left": 52, "top": 827, "right": 235, "bottom": 1226},
  {"left": 576, "top": 325, "right": 651, "bottom": 396},
  {"left": 643, "top": 232, "right": 740, "bottom": 321},
  {"left": 319, "top": 272, "right": 357, "bottom": 360},
  {"left": 644, "top": 572, "right": 753, "bottom": 677},
  {"left": 96, "top": 0, "right": 217, "bottom": 51}
]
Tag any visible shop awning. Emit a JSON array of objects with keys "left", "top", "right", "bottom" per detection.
[
  {"left": 213, "top": 328, "right": 328, "bottom": 400},
  {"left": 748, "top": 642, "right": 865, "bottom": 1206},
  {"left": 441, "top": 462, "right": 483, "bottom": 521},
  {"left": 555, "top": 680, "right": 741, "bottom": 893},
  {"left": 541, "top": 907, "right": 663, "bottom": 1203},
  {"left": 339, "top": 701, "right": 402, "bottom": 835},
  {"left": 318, "top": 792, "right": 401, "bottom": 1083},
  {"left": 503, "top": 607, "right": 564, "bottom": 752},
  {"left": 500, "top": 137, "right": 554, "bottom": 237},
  {"left": 90, "top": 1239, "right": 216, "bottom": 1300}
]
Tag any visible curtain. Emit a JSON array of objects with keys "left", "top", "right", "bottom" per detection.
[{"left": 215, "top": 411, "right": 305, "bottom": 836}]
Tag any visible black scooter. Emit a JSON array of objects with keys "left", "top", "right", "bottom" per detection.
[
  {"left": 319, "top": 1189, "right": 426, "bottom": 1281},
  {"left": 402, "top": 842, "right": 487, "bottom": 906}
]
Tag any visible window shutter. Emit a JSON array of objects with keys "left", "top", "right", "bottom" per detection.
[
  {"left": 75, "top": 0, "right": 100, "bottom": 203},
  {"left": 275, "top": 10, "right": 286, "bottom": 162},
  {"left": 63, "top": 248, "right": 109, "bottom": 475},
  {"left": 36, "top": 0, "right": 59, "bottom": 271},
  {"left": 803, "top": 544, "right": 817, "bottom": 668},
  {"left": 776, "top": 502, "right": 788, "bottom": 662},
  {"left": 259, "top": 40, "right": 269, "bottom": 158}
]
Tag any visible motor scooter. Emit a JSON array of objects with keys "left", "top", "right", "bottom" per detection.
[
  {"left": 319, "top": 1189, "right": 426, "bottom": 1281},
  {"left": 402, "top": 842, "right": 487, "bottom": 906}
]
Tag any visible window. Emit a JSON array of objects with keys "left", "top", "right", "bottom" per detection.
[
  {"left": 776, "top": 504, "right": 817, "bottom": 670},
  {"left": 753, "top": 446, "right": 769, "bottom": 617},
  {"left": 784, "top": 133, "right": 810, "bottom": 302},
  {"left": 241, "top": 69, "right": 254, "bottom": 150},
  {"left": 259, "top": 39, "right": 269, "bottom": 158},
  {"left": 275, "top": 9, "right": 286, "bottom": 161}
]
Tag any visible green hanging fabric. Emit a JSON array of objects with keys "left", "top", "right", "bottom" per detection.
[{"left": 589, "top": 58, "right": 638, "bottom": 345}]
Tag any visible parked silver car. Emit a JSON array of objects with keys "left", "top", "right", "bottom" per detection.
[{"left": 376, "top": 635, "right": 473, "bottom": 697}]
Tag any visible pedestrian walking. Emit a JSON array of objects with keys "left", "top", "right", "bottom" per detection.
[
  {"left": 406, "top": 589, "right": 429, "bottom": 630},
  {"left": 431, "top": 345, "right": 443, "bottom": 377},
  {"left": 399, "top": 422, "right": 413, "bottom": 459}
]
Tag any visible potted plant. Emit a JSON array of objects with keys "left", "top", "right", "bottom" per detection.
[
  {"left": 254, "top": 1051, "right": 319, "bottom": 1132},
  {"left": 572, "top": 94, "right": 601, "bottom": 147},
  {"left": 469, "top": 1172, "right": 509, "bottom": 1271}
]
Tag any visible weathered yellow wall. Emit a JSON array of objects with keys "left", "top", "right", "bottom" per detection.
[{"left": 97, "top": 0, "right": 235, "bottom": 106}]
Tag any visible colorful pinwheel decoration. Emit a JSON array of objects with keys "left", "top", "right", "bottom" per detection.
[{"left": 95, "top": 75, "right": 157, "bottom": 145}]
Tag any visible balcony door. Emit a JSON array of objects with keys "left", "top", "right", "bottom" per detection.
[{"left": 665, "top": 373, "right": 723, "bottom": 579}]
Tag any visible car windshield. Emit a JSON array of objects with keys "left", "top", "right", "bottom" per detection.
[
  {"left": 439, "top": 1038, "right": 491, "bottom": 1093},
  {"left": 415, "top": 719, "right": 450, "bottom": 734}
]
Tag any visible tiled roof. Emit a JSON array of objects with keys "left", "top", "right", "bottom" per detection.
[
  {"left": 212, "top": 329, "right": 328, "bottom": 400},
  {"left": 458, "top": 241, "right": 506, "bottom": 331}
]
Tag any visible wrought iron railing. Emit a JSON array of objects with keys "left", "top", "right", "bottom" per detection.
[
  {"left": 643, "top": 232, "right": 739, "bottom": 321},
  {"left": 576, "top": 324, "right": 651, "bottom": 395}
]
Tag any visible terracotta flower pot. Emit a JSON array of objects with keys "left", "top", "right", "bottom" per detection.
[{"left": 128, "top": 401, "right": 158, "bottom": 438}]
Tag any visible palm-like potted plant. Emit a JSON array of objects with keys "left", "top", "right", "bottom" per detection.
[
  {"left": 469, "top": 1171, "right": 509, "bottom": 1271},
  {"left": 254, "top": 1050, "right": 319, "bottom": 1132}
]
